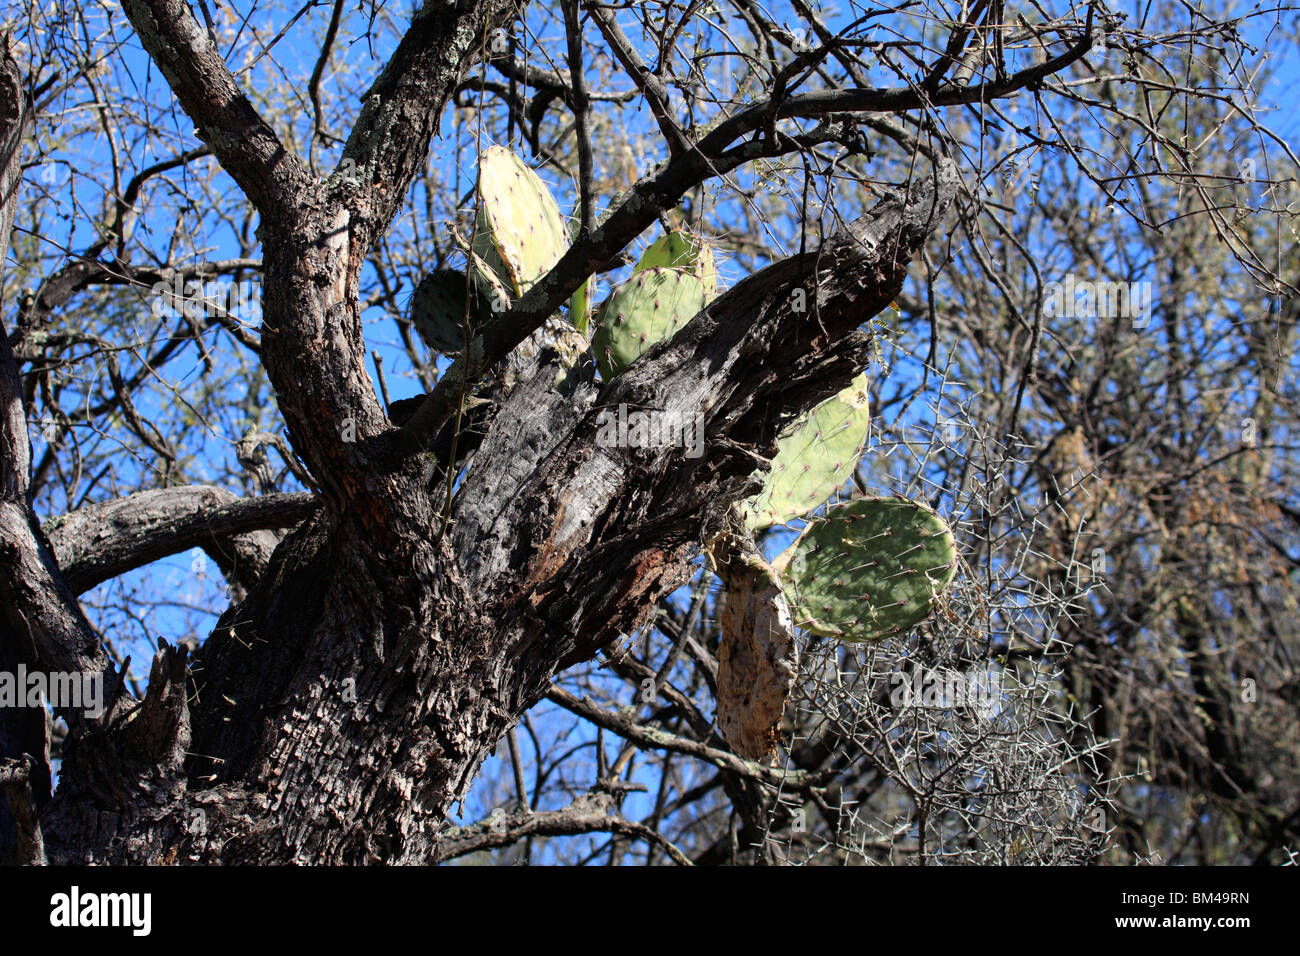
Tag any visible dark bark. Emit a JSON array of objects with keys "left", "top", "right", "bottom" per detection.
[{"left": 1, "top": 35, "right": 60, "bottom": 863}]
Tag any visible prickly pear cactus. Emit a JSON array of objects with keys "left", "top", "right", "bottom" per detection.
[
  {"left": 410, "top": 268, "right": 493, "bottom": 355},
  {"left": 439, "top": 147, "right": 594, "bottom": 389},
  {"left": 591, "top": 267, "right": 713, "bottom": 380},
  {"left": 779, "top": 496, "right": 958, "bottom": 643},
  {"left": 471, "top": 145, "right": 570, "bottom": 299},
  {"left": 741, "top": 374, "right": 871, "bottom": 530},
  {"left": 635, "top": 229, "right": 718, "bottom": 295}
]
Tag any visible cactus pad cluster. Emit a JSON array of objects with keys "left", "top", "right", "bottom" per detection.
[
  {"left": 411, "top": 145, "right": 593, "bottom": 387},
  {"left": 399, "top": 148, "right": 958, "bottom": 760},
  {"left": 412, "top": 149, "right": 731, "bottom": 388},
  {"left": 714, "top": 374, "right": 958, "bottom": 757}
]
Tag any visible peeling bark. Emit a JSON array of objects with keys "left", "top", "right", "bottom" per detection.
[{"left": 715, "top": 541, "right": 798, "bottom": 763}]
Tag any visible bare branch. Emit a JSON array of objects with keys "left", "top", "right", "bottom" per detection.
[
  {"left": 434, "top": 790, "right": 693, "bottom": 864},
  {"left": 46, "top": 486, "right": 318, "bottom": 594}
]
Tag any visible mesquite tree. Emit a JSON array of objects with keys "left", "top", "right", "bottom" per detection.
[{"left": 0, "top": 1, "right": 1294, "bottom": 864}]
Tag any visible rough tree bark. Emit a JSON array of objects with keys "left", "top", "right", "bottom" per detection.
[
  {"left": 0, "top": 30, "right": 50, "bottom": 865},
  {"left": 0, "top": 4, "right": 958, "bottom": 863}
]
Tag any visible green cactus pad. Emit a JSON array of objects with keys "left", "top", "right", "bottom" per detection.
[
  {"left": 742, "top": 374, "right": 871, "bottom": 531},
  {"left": 568, "top": 220, "right": 593, "bottom": 335},
  {"left": 471, "top": 145, "right": 570, "bottom": 299},
  {"left": 591, "top": 267, "right": 712, "bottom": 379},
  {"left": 635, "top": 230, "right": 718, "bottom": 295},
  {"left": 410, "top": 268, "right": 493, "bottom": 355},
  {"left": 780, "top": 497, "right": 958, "bottom": 643},
  {"left": 570, "top": 277, "right": 592, "bottom": 335}
]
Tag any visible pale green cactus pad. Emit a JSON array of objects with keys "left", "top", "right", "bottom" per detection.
[
  {"left": 410, "top": 268, "right": 493, "bottom": 355},
  {"left": 635, "top": 230, "right": 718, "bottom": 295},
  {"left": 780, "top": 497, "right": 958, "bottom": 643},
  {"left": 471, "top": 145, "right": 570, "bottom": 299},
  {"left": 591, "top": 267, "right": 712, "bottom": 380},
  {"left": 741, "top": 374, "right": 871, "bottom": 531}
]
